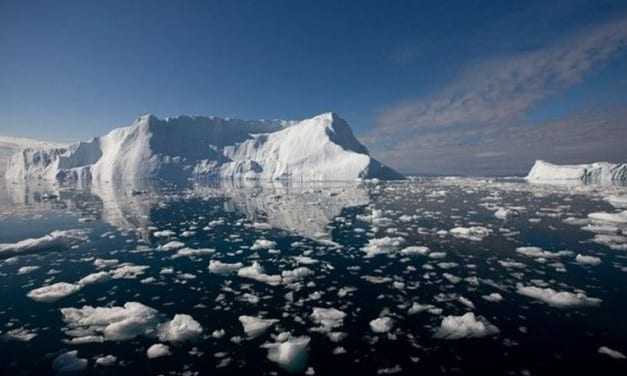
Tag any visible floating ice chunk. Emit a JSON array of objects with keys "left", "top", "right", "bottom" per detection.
[
  {"left": 606, "top": 196, "right": 627, "bottom": 209},
  {"left": 237, "top": 262, "right": 282, "bottom": 286},
  {"left": 310, "top": 307, "right": 346, "bottom": 332},
  {"left": 61, "top": 302, "right": 161, "bottom": 342},
  {"left": 158, "top": 314, "right": 203, "bottom": 342},
  {"left": 361, "top": 237, "right": 405, "bottom": 258},
  {"left": 598, "top": 346, "right": 626, "bottom": 359},
  {"left": 0, "top": 229, "right": 89, "bottom": 257},
  {"left": 369, "top": 317, "right": 394, "bottom": 333},
  {"left": 2, "top": 327, "right": 37, "bottom": 341},
  {"left": 161, "top": 241, "right": 185, "bottom": 251},
  {"left": 494, "top": 207, "right": 518, "bottom": 219},
  {"left": 449, "top": 227, "right": 491, "bottom": 241},
  {"left": 482, "top": 293, "right": 503, "bottom": 302},
  {"left": 263, "top": 333, "right": 311, "bottom": 373},
  {"left": 93, "top": 258, "right": 119, "bottom": 269},
  {"left": 517, "top": 286, "right": 602, "bottom": 308},
  {"left": 27, "top": 282, "right": 81, "bottom": 303},
  {"left": 172, "top": 247, "right": 215, "bottom": 258},
  {"left": 239, "top": 316, "right": 278, "bottom": 338},
  {"left": 293, "top": 256, "right": 319, "bottom": 265},
  {"left": 109, "top": 264, "right": 149, "bottom": 279},
  {"left": 408, "top": 303, "right": 440, "bottom": 315},
  {"left": 78, "top": 271, "right": 110, "bottom": 286},
  {"left": 209, "top": 260, "right": 243, "bottom": 274},
  {"left": 400, "top": 246, "right": 430, "bottom": 256},
  {"left": 281, "top": 267, "right": 314, "bottom": 284},
  {"left": 52, "top": 350, "right": 88, "bottom": 373},
  {"left": 251, "top": 239, "right": 277, "bottom": 250},
  {"left": 434, "top": 312, "right": 499, "bottom": 339},
  {"left": 147, "top": 343, "right": 171, "bottom": 359},
  {"left": 153, "top": 230, "right": 176, "bottom": 238},
  {"left": 95, "top": 355, "right": 117, "bottom": 366},
  {"left": 516, "top": 247, "right": 571, "bottom": 259},
  {"left": 575, "top": 254, "right": 602, "bottom": 266},
  {"left": 592, "top": 234, "right": 627, "bottom": 250},
  {"left": 498, "top": 260, "right": 526, "bottom": 269},
  {"left": 17, "top": 266, "right": 39, "bottom": 275},
  {"left": 588, "top": 211, "right": 627, "bottom": 224}
]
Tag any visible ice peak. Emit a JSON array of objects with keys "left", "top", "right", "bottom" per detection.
[{"left": 135, "top": 113, "right": 157, "bottom": 125}]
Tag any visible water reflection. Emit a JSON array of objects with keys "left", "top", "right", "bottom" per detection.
[{"left": 1, "top": 178, "right": 371, "bottom": 242}]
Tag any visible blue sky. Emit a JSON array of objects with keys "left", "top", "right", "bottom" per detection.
[{"left": 1, "top": 0, "right": 627, "bottom": 174}]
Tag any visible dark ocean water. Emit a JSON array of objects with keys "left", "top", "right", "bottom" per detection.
[{"left": 1, "top": 178, "right": 626, "bottom": 375}]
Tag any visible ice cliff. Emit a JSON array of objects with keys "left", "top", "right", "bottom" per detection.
[
  {"left": 526, "top": 160, "right": 627, "bottom": 184},
  {"left": 4, "top": 113, "right": 402, "bottom": 184}
]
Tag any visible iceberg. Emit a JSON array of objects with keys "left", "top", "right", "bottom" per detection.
[
  {"left": 526, "top": 160, "right": 627, "bottom": 184},
  {"left": 4, "top": 112, "right": 401, "bottom": 184}
]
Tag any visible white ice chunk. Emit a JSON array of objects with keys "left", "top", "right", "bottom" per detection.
[
  {"left": 434, "top": 312, "right": 499, "bottom": 339},
  {"left": 239, "top": 315, "right": 278, "bottom": 338},
  {"left": 517, "top": 286, "right": 602, "bottom": 308},
  {"left": 27, "top": 282, "right": 81, "bottom": 303}
]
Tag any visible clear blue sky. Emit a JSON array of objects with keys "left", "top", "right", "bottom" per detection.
[{"left": 2, "top": 0, "right": 627, "bottom": 174}]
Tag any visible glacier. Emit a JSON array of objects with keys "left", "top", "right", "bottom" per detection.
[
  {"left": 526, "top": 160, "right": 627, "bottom": 184},
  {"left": 4, "top": 112, "right": 401, "bottom": 184}
]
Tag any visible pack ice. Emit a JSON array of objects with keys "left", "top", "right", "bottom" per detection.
[
  {"left": 526, "top": 160, "right": 627, "bottom": 184},
  {"left": 4, "top": 112, "right": 401, "bottom": 184}
]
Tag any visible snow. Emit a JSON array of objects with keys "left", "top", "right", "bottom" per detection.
[
  {"left": 239, "top": 316, "right": 278, "bottom": 338},
  {"left": 158, "top": 314, "right": 203, "bottom": 342},
  {"left": 434, "top": 312, "right": 499, "bottom": 339},
  {"left": 5, "top": 112, "right": 402, "bottom": 184},
  {"left": 369, "top": 317, "right": 394, "bottom": 333},
  {"left": 263, "top": 333, "right": 311, "bottom": 373},
  {"left": 0, "top": 229, "right": 89, "bottom": 257},
  {"left": 526, "top": 160, "right": 627, "bottom": 184},
  {"left": 146, "top": 343, "right": 172, "bottom": 359},
  {"left": 517, "top": 286, "right": 602, "bottom": 308},
  {"left": 27, "top": 282, "right": 81, "bottom": 303},
  {"left": 52, "top": 350, "right": 88, "bottom": 373}
]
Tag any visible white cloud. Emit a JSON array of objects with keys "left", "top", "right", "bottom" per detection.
[{"left": 374, "top": 17, "right": 627, "bottom": 136}]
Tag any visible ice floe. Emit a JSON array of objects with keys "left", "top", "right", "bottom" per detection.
[
  {"left": 239, "top": 316, "right": 278, "bottom": 338},
  {"left": 0, "top": 229, "right": 89, "bottom": 257},
  {"left": 517, "top": 286, "right": 602, "bottom": 308},
  {"left": 434, "top": 312, "right": 499, "bottom": 339}
]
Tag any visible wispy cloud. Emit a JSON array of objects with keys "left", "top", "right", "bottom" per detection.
[{"left": 371, "top": 16, "right": 627, "bottom": 140}]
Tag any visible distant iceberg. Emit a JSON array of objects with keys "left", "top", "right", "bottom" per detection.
[
  {"left": 4, "top": 112, "right": 402, "bottom": 184},
  {"left": 526, "top": 160, "right": 627, "bottom": 184}
]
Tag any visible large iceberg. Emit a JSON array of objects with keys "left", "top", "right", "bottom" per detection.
[
  {"left": 526, "top": 160, "right": 627, "bottom": 184},
  {"left": 4, "top": 113, "right": 401, "bottom": 184}
]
